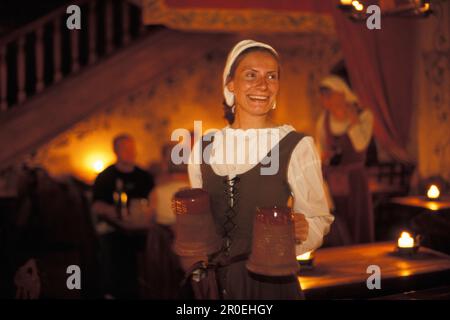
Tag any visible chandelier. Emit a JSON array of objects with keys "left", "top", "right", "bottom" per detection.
[{"left": 337, "top": 0, "right": 435, "bottom": 20}]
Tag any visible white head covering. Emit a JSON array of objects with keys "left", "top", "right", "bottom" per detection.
[
  {"left": 319, "top": 75, "right": 359, "bottom": 104},
  {"left": 223, "top": 40, "right": 278, "bottom": 107}
]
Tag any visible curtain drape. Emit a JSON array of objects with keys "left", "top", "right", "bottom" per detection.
[{"left": 331, "top": 4, "right": 419, "bottom": 162}]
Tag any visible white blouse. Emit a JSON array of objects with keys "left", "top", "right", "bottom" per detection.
[
  {"left": 188, "top": 124, "right": 334, "bottom": 256},
  {"left": 316, "top": 109, "right": 374, "bottom": 157}
]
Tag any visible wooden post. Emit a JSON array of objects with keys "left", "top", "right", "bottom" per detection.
[
  {"left": 17, "top": 36, "right": 26, "bottom": 104},
  {"left": 138, "top": 8, "right": 146, "bottom": 35},
  {"left": 0, "top": 46, "right": 7, "bottom": 111},
  {"left": 122, "top": 1, "right": 130, "bottom": 46},
  {"left": 88, "top": 1, "right": 97, "bottom": 64},
  {"left": 35, "top": 27, "right": 44, "bottom": 93},
  {"left": 105, "top": 0, "right": 113, "bottom": 54},
  {"left": 71, "top": 28, "right": 80, "bottom": 73},
  {"left": 53, "top": 18, "right": 62, "bottom": 82}
]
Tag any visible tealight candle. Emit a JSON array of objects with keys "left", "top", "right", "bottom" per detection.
[
  {"left": 296, "top": 251, "right": 314, "bottom": 270},
  {"left": 396, "top": 231, "right": 419, "bottom": 255},
  {"left": 398, "top": 232, "right": 414, "bottom": 248},
  {"left": 427, "top": 184, "right": 440, "bottom": 200}
]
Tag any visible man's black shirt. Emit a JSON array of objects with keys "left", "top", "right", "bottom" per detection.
[{"left": 92, "top": 165, "right": 155, "bottom": 204}]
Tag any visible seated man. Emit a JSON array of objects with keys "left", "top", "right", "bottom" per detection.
[{"left": 92, "top": 133, "right": 155, "bottom": 299}]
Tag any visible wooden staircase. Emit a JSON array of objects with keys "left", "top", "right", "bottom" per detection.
[{"left": 0, "top": 0, "right": 233, "bottom": 169}]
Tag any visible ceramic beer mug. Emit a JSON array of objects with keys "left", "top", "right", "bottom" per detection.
[
  {"left": 247, "top": 206, "right": 299, "bottom": 276},
  {"left": 172, "top": 188, "right": 222, "bottom": 267}
]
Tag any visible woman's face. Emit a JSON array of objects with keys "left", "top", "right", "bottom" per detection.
[
  {"left": 227, "top": 51, "right": 279, "bottom": 118},
  {"left": 319, "top": 87, "right": 347, "bottom": 118}
]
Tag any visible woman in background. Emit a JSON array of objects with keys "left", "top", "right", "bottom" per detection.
[{"left": 316, "top": 75, "right": 374, "bottom": 246}]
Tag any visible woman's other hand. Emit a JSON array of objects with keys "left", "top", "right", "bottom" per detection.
[{"left": 293, "top": 213, "right": 309, "bottom": 244}]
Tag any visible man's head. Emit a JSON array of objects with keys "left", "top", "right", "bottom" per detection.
[{"left": 113, "top": 134, "right": 137, "bottom": 166}]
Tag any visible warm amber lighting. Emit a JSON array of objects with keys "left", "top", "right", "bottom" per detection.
[
  {"left": 92, "top": 160, "right": 105, "bottom": 173},
  {"left": 352, "top": 0, "right": 364, "bottom": 11},
  {"left": 297, "top": 251, "right": 313, "bottom": 261},
  {"left": 427, "top": 184, "right": 440, "bottom": 200},
  {"left": 120, "top": 192, "right": 128, "bottom": 205},
  {"left": 81, "top": 151, "right": 114, "bottom": 183},
  {"left": 340, "top": 0, "right": 353, "bottom": 5},
  {"left": 398, "top": 232, "right": 414, "bottom": 248},
  {"left": 428, "top": 203, "right": 439, "bottom": 211}
]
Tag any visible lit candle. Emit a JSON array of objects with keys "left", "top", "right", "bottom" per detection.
[
  {"left": 297, "top": 250, "right": 314, "bottom": 269},
  {"left": 297, "top": 251, "right": 313, "bottom": 261},
  {"left": 427, "top": 184, "right": 440, "bottom": 200},
  {"left": 398, "top": 232, "right": 414, "bottom": 248}
]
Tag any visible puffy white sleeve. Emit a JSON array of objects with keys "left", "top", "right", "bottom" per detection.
[
  {"left": 347, "top": 109, "right": 374, "bottom": 152},
  {"left": 287, "top": 136, "right": 335, "bottom": 256}
]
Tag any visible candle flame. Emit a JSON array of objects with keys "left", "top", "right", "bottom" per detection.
[
  {"left": 398, "top": 231, "right": 414, "bottom": 248},
  {"left": 427, "top": 185, "right": 440, "bottom": 199}
]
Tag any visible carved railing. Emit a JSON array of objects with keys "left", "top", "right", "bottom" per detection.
[{"left": 0, "top": 0, "right": 147, "bottom": 111}]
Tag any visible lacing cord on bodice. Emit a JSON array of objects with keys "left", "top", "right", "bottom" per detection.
[{"left": 222, "top": 175, "right": 240, "bottom": 255}]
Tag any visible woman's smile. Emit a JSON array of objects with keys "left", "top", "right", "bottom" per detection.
[
  {"left": 247, "top": 94, "right": 271, "bottom": 108},
  {"left": 248, "top": 94, "right": 270, "bottom": 101}
]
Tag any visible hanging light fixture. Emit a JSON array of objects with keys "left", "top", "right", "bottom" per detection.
[{"left": 337, "top": 0, "right": 433, "bottom": 21}]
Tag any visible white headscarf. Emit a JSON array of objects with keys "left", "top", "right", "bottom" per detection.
[
  {"left": 319, "top": 75, "right": 359, "bottom": 104},
  {"left": 223, "top": 40, "right": 278, "bottom": 107}
]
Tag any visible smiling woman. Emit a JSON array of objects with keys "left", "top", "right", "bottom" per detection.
[
  {"left": 222, "top": 41, "right": 280, "bottom": 127},
  {"left": 186, "top": 39, "right": 334, "bottom": 300},
  {"left": 226, "top": 51, "right": 279, "bottom": 124}
]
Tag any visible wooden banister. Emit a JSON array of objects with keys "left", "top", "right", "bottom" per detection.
[
  {"left": 0, "top": 0, "right": 91, "bottom": 47},
  {"left": 88, "top": 1, "right": 97, "bottom": 64},
  {"left": 0, "top": 46, "right": 6, "bottom": 111},
  {"left": 53, "top": 17, "right": 63, "bottom": 83},
  {"left": 17, "top": 36, "right": 26, "bottom": 104},
  {"left": 35, "top": 26, "right": 45, "bottom": 93},
  {"left": 0, "top": 0, "right": 145, "bottom": 111}
]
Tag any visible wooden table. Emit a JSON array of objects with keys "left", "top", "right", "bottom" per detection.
[
  {"left": 298, "top": 242, "right": 450, "bottom": 299},
  {"left": 390, "top": 196, "right": 450, "bottom": 212}
]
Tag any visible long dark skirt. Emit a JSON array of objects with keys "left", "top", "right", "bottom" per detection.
[
  {"left": 216, "top": 260, "right": 304, "bottom": 300},
  {"left": 325, "top": 166, "right": 374, "bottom": 246}
]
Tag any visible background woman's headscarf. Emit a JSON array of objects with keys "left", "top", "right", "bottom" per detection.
[{"left": 319, "top": 75, "right": 359, "bottom": 104}]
